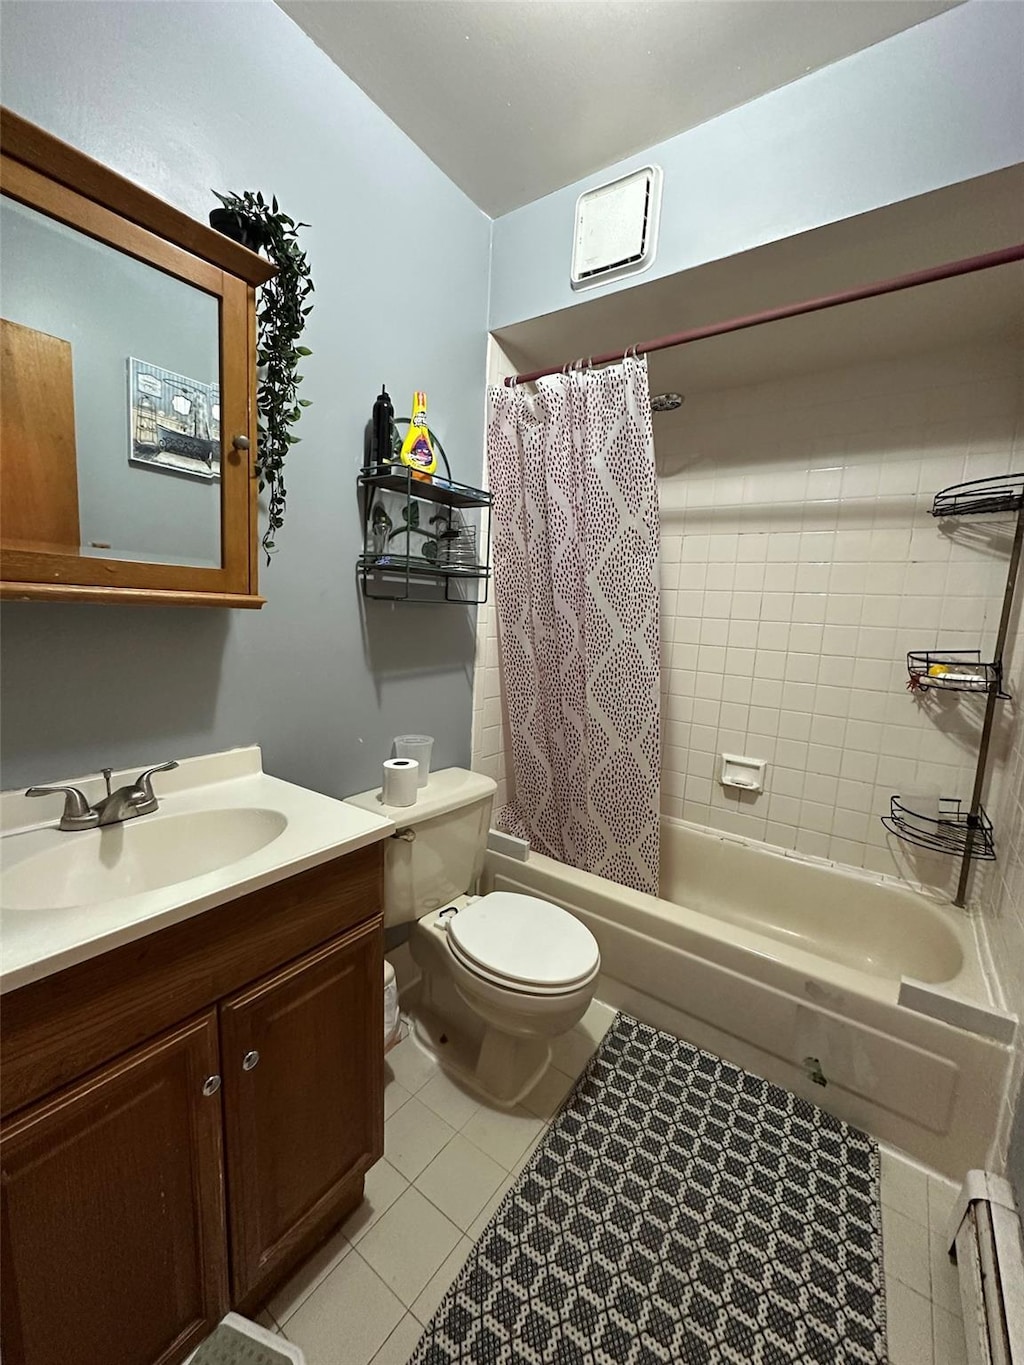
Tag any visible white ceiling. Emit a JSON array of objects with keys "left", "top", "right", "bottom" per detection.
[
  {"left": 279, "top": 0, "right": 961, "bottom": 217},
  {"left": 493, "top": 166, "right": 1024, "bottom": 396}
]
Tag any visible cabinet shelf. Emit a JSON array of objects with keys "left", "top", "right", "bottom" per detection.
[
  {"left": 882, "top": 796, "right": 995, "bottom": 860},
  {"left": 931, "top": 473, "right": 1024, "bottom": 518},
  {"left": 906, "top": 650, "right": 1006, "bottom": 697}
]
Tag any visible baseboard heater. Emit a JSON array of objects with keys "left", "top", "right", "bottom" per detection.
[{"left": 949, "top": 1171, "right": 1024, "bottom": 1364}]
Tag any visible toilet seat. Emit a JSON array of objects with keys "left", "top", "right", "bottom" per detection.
[{"left": 445, "top": 892, "right": 600, "bottom": 997}]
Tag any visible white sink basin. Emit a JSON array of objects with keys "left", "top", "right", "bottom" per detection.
[
  {"left": 0, "top": 746, "right": 396, "bottom": 993},
  {"left": 2, "top": 808, "right": 289, "bottom": 911}
]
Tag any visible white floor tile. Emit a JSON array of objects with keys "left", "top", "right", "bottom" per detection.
[
  {"left": 550, "top": 1026, "right": 599, "bottom": 1079},
  {"left": 410, "top": 1237, "right": 472, "bottom": 1325},
  {"left": 883, "top": 1203, "right": 932, "bottom": 1298},
  {"left": 881, "top": 1151, "right": 930, "bottom": 1225},
  {"left": 512, "top": 1129, "right": 546, "bottom": 1175},
  {"left": 357, "top": 1186, "right": 463, "bottom": 1308},
  {"left": 886, "top": 1275, "right": 935, "bottom": 1365},
  {"left": 466, "top": 1171, "right": 517, "bottom": 1241},
  {"left": 386, "top": 1034, "right": 438, "bottom": 1096},
  {"left": 384, "top": 1095, "right": 455, "bottom": 1181},
  {"left": 577, "top": 998, "right": 617, "bottom": 1045},
  {"left": 416, "top": 1070, "right": 482, "bottom": 1131},
  {"left": 520, "top": 1064, "right": 575, "bottom": 1120},
  {"left": 268, "top": 1227, "right": 352, "bottom": 1326},
  {"left": 383, "top": 1078, "right": 412, "bottom": 1121},
  {"left": 929, "top": 1233, "right": 963, "bottom": 1317},
  {"left": 461, "top": 1104, "right": 544, "bottom": 1171},
  {"left": 342, "top": 1158, "right": 409, "bottom": 1246},
  {"left": 282, "top": 1251, "right": 405, "bottom": 1365},
  {"left": 368, "top": 1313, "right": 425, "bottom": 1365},
  {"left": 932, "top": 1303, "right": 969, "bottom": 1365},
  {"left": 415, "top": 1133, "right": 507, "bottom": 1232}
]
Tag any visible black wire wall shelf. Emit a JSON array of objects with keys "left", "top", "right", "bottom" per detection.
[
  {"left": 931, "top": 473, "right": 1024, "bottom": 518},
  {"left": 357, "top": 462, "right": 492, "bottom": 604},
  {"left": 882, "top": 796, "right": 996, "bottom": 861},
  {"left": 358, "top": 465, "right": 492, "bottom": 511},
  {"left": 358, "top": 556, "right": 491, "bottom": 603},
  {"left": 906, "top": 650, "right": 1006, "bottom": 697}
]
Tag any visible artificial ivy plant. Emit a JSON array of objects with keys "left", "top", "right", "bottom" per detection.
[{"left": 211, "top": 190, "right": 314, "bottom": 561}]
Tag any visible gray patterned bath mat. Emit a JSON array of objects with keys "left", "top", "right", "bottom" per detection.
[{"left": 410, "top": 1014, "right": 885, "bottom": 1364}]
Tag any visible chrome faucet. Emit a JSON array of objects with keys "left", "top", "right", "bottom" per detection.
[
  {"left": 93, "top": 768, "right": 145, "bottom": 827},
  {"left": 26, "top": 761, "right": 179, "bottom": 831}
]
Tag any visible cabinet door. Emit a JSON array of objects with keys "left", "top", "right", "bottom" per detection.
[
  {"left": 0, "top": 1013, "right": 227, "bottom": 1365},
  {"left": 221, "top": 918, "right": 384, "bottom": 1302}
]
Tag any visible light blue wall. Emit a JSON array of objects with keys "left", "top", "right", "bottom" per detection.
[
  {"left": 0, "top": 0, "right": 491, "bottom": 796},
  {"left": 490, "top": 0, "right": 1024, "bottom": 330}
]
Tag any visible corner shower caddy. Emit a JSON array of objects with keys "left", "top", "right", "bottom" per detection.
[
  {"left": 357, "top": 463, "right": 492, "bottom": 604},
  {"left": 884, "top": 472, "right": 1024, "bottom": 905}
]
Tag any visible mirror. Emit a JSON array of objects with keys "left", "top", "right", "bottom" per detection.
[{"left": 1, "top": 194, "right": 222, "bottom": 570}]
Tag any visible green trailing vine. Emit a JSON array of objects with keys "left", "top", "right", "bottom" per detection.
[{"left": 212, "top": 190, "right": 314, "bottom": 561}]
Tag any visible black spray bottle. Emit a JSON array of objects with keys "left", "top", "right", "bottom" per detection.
[{"left": 371, "top": 385, "right": 394, "bottom": 467}]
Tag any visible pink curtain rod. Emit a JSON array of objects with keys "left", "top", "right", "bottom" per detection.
[{"left": 504, "top": 243, "right": 1024, "bottom": 386}]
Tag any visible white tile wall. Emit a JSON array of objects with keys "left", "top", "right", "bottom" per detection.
[
  {"left": 654, "top": 344, "right": 1023, "bottom": 896},
  {"left": 978, "top": 599, "right": 1024, "bottom": 1175},
  {"left": 471, "top": 340, "right": 515, "bottom": 817},
  {"left": 471, "top": 600, "right": 511, "bottom": 814}
]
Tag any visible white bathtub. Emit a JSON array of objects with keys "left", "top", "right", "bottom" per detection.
[{"left": 483, "top": 816, "right": 1016, "bottom": 1177}]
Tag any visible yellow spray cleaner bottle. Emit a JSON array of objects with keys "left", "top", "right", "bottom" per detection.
[{"left": 399, "top": 391, "right": 437, "bottom": 480}]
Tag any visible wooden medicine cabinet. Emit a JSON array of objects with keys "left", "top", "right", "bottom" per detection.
[{"left": 0, "top": 109, "right": 276, "bottom": 608}]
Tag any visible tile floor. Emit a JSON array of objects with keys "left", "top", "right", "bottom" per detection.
[{"left": 253, "top": 999, "right": 967, "bottom": 1365}]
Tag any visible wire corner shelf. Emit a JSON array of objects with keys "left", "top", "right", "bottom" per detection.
[
  {"left": 906, "top": 650, "right": 1006, "bottom": 698},
  {"left": 931, "top": 473, "right": 1024, "bottom": 519},
  {"left": 882, "top": 796, "right": 996, "bottom": 861}
]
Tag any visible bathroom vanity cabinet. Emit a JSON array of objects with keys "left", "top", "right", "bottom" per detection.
[
  {"left": 0, "top": 108, "right": 274, "bottom": 609},
  {"left": 0, "top": 844, "right": 385, "bottom": 1365}
]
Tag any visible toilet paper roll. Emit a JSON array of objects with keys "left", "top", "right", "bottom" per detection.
[{"left": 382, "top": 758, "right": 418, "bottom": 807}]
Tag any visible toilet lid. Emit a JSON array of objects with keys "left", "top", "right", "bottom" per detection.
[{"left": 446, "top": 892, "right": 600, "bottom": 990}]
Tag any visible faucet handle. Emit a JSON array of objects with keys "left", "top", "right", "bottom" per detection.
[
  {"left": 26, "top": 785, "right": 99, "bottom": 832},
  {"left": 131, "top": 760, "right": 179, "bottom": 815}
]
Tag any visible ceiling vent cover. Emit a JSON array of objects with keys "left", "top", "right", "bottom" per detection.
[{"left": 570, "top": 165, "right": 662, "bottom": 292}]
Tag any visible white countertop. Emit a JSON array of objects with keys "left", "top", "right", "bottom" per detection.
[{"left": 0, "top": 747, "right": 395, "bottom": 993}]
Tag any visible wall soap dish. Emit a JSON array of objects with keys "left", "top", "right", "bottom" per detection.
[{"left": 720, "top": 754, "right": 766, "bottom": 793}]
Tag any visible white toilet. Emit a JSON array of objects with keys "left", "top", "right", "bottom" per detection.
[{"left": 345, "top": 768, "right": 600, "bottom": 1106}]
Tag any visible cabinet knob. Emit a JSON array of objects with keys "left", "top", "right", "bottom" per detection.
[
  {"left": 202, "top": 1074, "right": 222, "bottom": 1097},
  {"left": 242, "top": 1050, "right": 260, "bottom": 1072},
  {"left": 232, "top": 434, "right": 251, "bottom": 452}
]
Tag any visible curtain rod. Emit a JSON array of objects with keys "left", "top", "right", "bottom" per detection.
[{"left": 504, "top": 243, "right": 1024, "bottom": 386}]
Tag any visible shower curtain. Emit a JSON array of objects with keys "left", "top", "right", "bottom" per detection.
[{"left": 487, "top": 354, "right": 661, "bottom": 895}]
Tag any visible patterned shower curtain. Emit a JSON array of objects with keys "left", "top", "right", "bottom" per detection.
[{"left": 487, "top": 354, "right": 661, "bottom": 895}]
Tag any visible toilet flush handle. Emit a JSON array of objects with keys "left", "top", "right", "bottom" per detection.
[{"left": 392, "top": 827, "right": 416, "bottom": 842}]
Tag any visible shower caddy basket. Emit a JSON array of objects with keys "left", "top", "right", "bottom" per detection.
[{"left": 884, "top": 472, "right": 1024, "bottom": 904}]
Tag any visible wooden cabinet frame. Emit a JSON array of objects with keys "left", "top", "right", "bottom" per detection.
[
  {"left": 0, "top": 109, "right": 276, "bottom": 608},
  {"left": 0, "top": 847, "right": 386, "bottom": 1361}
]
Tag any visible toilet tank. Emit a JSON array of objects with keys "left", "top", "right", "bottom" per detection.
[{"left": 344, "top": 768, "right": 497, "bottom": 926}]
